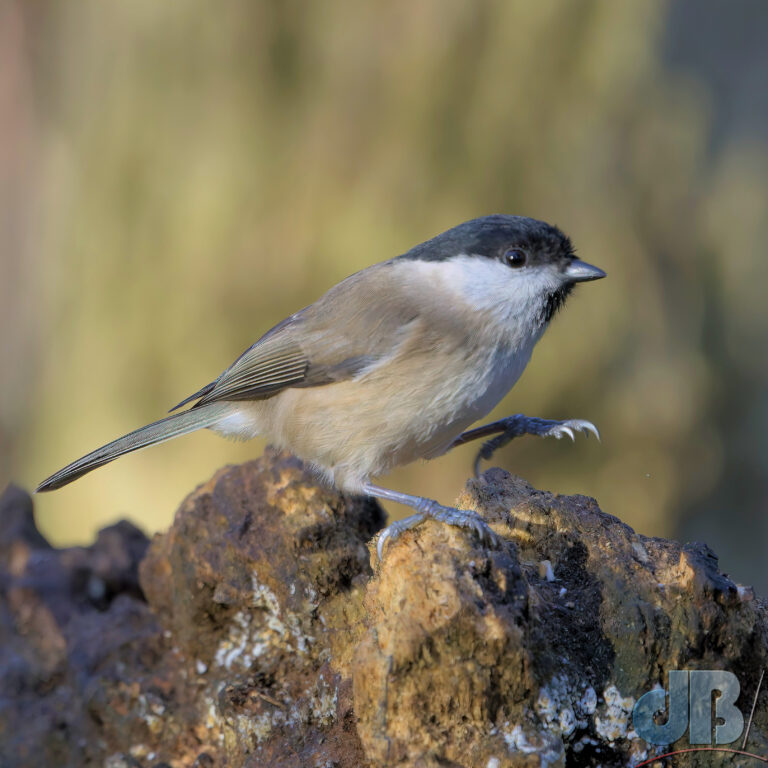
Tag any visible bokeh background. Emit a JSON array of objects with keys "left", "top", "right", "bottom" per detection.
[{"left": 2, "top": 1, "right": 767, "bottom": 591}]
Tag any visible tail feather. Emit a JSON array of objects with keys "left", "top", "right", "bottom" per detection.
[{"left": 36, "top": 403, "right": 231, "bottom": 492}]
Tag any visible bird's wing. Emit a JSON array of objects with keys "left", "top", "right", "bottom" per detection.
[
  {"left": 167, "top": 313, "right": 307, "bottom": 410},
  {"left": 170, "top": 267, "right": 420, "bottom": 410},
  {"left": 193, "top": 329, "right": 311, "bottom": 406},
  {"left": 173, "top": 312, "right": 356, "bottom": 409}
]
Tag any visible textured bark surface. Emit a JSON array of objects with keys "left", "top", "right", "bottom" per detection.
[{"left": 1, "top": 451, "right": 766, "bottom": 767}]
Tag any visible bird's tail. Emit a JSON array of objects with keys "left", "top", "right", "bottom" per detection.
[{"left": 36, "top": 403, "right": 232, "bottom": 492}]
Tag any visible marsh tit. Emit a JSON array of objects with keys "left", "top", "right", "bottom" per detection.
[{"left": 37, "top": 214, "right": 605, "bottom": 557}]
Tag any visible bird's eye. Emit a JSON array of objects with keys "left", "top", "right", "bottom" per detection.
[{"left": 503, "top": 248, "right": 527, "bottom": 268}]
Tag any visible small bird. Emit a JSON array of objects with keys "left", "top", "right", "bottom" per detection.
[{"left": 37, "top": 215, "right": 605, "bottom": 557}]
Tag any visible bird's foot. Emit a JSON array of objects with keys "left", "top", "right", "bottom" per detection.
[
  {"left": 375, "top": 504, "right": 500, "bottom": 560},
  {"left": 535, "top": 417, "right": 600, "bottom": 442},
  {"left": 472, "top": 415, "right": 600, "bottom": 476}
]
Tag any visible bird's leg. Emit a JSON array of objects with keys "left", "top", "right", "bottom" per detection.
[
  {"left": 450, "top": 414, "right": 600, "bottom": 477},
  {"left": 362, "top": 482, "right": 500, "bottom": 560}
]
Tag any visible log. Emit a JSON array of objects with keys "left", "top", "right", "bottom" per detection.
[{"left": 1, "top": 450, "right": 765, "bottom": 767}]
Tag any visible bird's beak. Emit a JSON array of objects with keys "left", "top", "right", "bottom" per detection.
[{"left": 564, "top": 259, "right": 606, "bottom": 283}]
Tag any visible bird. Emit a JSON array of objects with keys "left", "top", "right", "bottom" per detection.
[{"left": 37, "top": 214, "right": 605, "bottom": 557}]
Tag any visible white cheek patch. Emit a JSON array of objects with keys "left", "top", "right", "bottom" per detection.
[{"left": 407, "top": 255, "right": 562, "bottom": 325}]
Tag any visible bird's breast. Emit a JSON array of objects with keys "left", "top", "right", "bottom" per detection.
[{"left": 417, "top": 335, "right": 537, "bottom": 457}]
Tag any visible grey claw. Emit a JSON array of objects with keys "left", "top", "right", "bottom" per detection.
[
  {"left": 564, "top": 419, "right": 600, "bottom": 441},
  {"left": 480, "top": 525, "right": 502, "bottom": 549},
  {"left": 376, "top": 529, "right": 390, "bottom": 561},
  {"left": 545, "top": 419, "right": 599, "bottom": 443},
  {"left": 377, "top": 507, "right": 501, "bottom": 559},
  {"left": 584, "top": 422, "right": 601, "bottom": 441},
  {"left": 376, "top": 512, "right": 426, "bottom": 560},
  {"left": 432, "top": 508, "right": 501, "bottom": 549},
  {"left": 545, "top": 424, "right": 573, "bottom": 440}
]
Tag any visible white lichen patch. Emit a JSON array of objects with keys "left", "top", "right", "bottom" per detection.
[
  {"left": 231, "top": 709, "right": 284, "bottom": 746},
  {"left": 534, "top": 676, "right": 577, "bottom": 737},
  {"left": 577, "top": 686, "right": 597, "bottom": 716},
  {"left": 282, "top": 674, "right": 339, "bottom": 733},
  {"left": 253, "top": 571, "right": 314, "bottom": 654},
  {"left": 303, "top": 582, "right": 319, "bottom": 609},
  {"left": 535, "top": 688, "right": 557, "bottom": 723},
  {"left": 309, "top": 674, "right": 338, "bottom": 727},
  {"left": 213, "top": 610, "right": 269, "bottom": 671},
  {"left": 594, "top": 685, "right": 635, "bottom": 742},
  {"left": 526, "top": 676, "right": 635, "bottom": 763},
  {"left": 213, "top": 573, "right": 314, "bottom": 672},
  {"left": 204, "top": 692, "right": 287, "bottom": 751},
  {"left": 251, "top": 573, "right": 282, "bottom": 626},
  {"left": 204, "top": 695, "right": 226, "bottom": 746},
  {"left": 628, "top": 738, "right": 649, "bottom": 764},
  {"left": 502, "top": 723, "right": 564, "bottom": 767},
  {"left": 202, "top": 673, "right": 340, "bottom": 755},
  {"left": 128, "top": 744, "right": 150, "bottom": 759},
  {"left": 558, "top": 707, "right": 576, "bottom": 737},
  {"left": 136, "top": 693, "right": 165, "bottom": 736}
]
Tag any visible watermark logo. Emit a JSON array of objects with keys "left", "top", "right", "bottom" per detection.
[
  {"left": 632, "top": 669, "right": 766, "bottom": 765},
  {"left": 633, "top": 670, "right": 742, "bottom": 744}
]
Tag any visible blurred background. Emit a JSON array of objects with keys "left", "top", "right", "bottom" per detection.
[{"left": 2, "top": 1, "right": 767, "bottom": 591}]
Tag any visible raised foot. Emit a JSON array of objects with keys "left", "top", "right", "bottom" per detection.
[
  {"left": 540, "top": 418, "right": 600, "bottom": 442},
  {"left": 376, "top": 506, "right": 500, "bottom": 560},
  {"left": 473, "top": 415, "right": 600, "bottom": 476}
]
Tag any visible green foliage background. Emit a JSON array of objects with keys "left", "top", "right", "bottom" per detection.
[{"left": 2, "top": 2, "right": 767, "bottom": 588}]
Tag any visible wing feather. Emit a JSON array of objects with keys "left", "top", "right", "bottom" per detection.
[
  {"left": 194, "top": 339, "right": 310, "bottom": 405},
  {"left": 169, "top": 264, "right": 424, "bottom": 410}
]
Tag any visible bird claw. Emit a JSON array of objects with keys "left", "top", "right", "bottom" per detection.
[
  {"left": 543, "top": 419, "right": 600, "bottom": 442},
  {"left": 376, "top": 506, "right": 500, "bottom": 560},
  {"left": 471, "top": 415, "right": 600, "bottom": 476},
  {"left": 432, "top": 507, "right": 502, "bottom": 549},
  {"left": 376, "top": 513, "right": 425, "bottom": 560}
]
